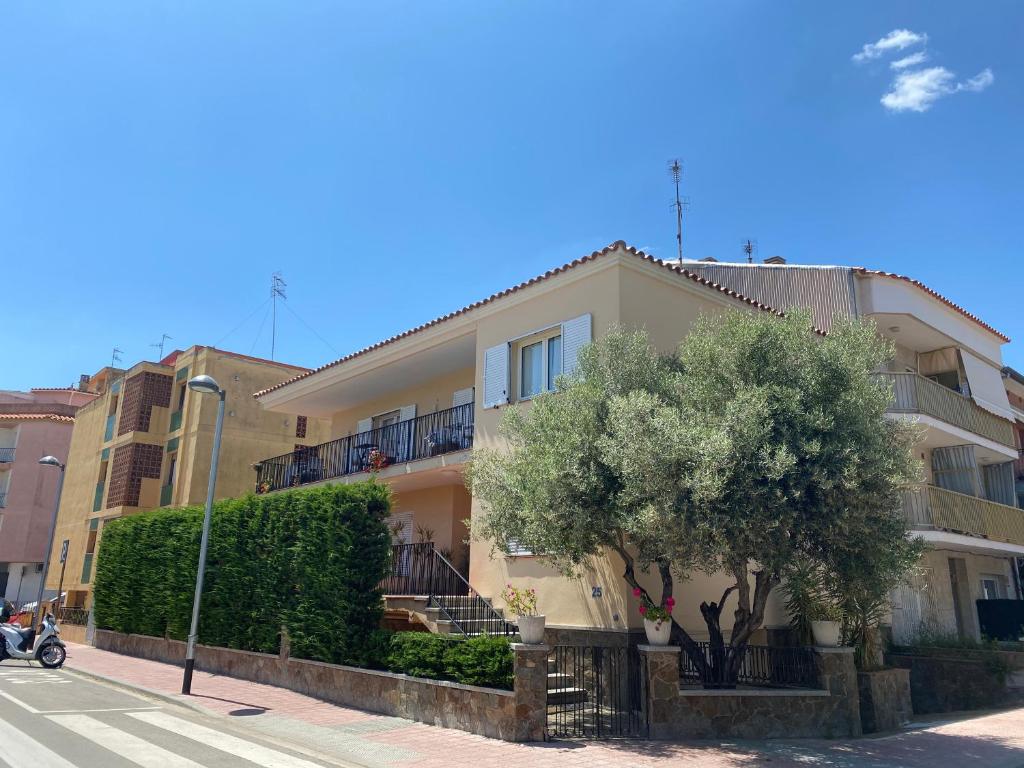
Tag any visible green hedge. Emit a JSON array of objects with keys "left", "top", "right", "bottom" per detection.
[
  {"left": 381, "top": 632, "right": 514, "bottom": 690},
  {"left": 93, "top": 482, "right": 391, "bottom": 665}
]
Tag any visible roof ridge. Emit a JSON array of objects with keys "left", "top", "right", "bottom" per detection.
[{"left": 254, "top": 240, "right": 822, "bottom": 399}]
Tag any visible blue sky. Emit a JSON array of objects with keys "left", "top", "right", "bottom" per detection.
[{"left": 2, "top": 2, "right": 1021, "bottom": 390}]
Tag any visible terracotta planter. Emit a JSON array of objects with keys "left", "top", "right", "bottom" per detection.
[
  {"left": 517, "top": 615, "right": 546, "bottom": 644},
  {"left": 644, "top": 618, "right": 672, "bottom": 646},
  {"left": 811, "top": 620, "right": 842, "bottom": 647}
]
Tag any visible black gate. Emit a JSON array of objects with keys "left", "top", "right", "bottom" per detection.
[{"left": 547, "top": 645, "right": 644, "bottom": 739}]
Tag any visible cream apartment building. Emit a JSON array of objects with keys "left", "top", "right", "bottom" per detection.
[{"left": 255, "top": 241, "right": 1022, "bottom": 644}]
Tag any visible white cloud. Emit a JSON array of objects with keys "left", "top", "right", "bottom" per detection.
[
  {"left": 890, "top": 52, "right": 928, "bottom": 70},
  {"left": 853, "top": 29, "right": 927, "bottom": 63},
  {"left": 881, "top": 66, "right": 996, "bottom": 112},
  {"left": 962, "top": 68, "right": 994, "bottom": 92}
]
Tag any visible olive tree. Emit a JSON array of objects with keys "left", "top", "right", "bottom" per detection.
[{"left": 470, "top": 310, "right": 921, "bottom": 687}]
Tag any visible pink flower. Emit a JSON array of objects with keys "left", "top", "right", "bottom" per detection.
[
  {"left": 632, "top": 587, "right": 642, "bottom": 597},
  {"left": 638, "top": 605, "right": 647, "bottom": 615},
  {"left": 665, "top": 597, "right": 676, "bottom": 610}
]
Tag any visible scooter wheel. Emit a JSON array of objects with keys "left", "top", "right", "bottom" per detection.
[{"left": 39, "top": 643, "right": 66, "bottom": 669}]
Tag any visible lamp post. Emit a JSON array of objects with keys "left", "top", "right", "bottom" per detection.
[
  {"left": 36, "top": 456, "right": 66, "bottom": 627},
  {"left": 181, "top": 375, "right": 227, "bottom": 695}
]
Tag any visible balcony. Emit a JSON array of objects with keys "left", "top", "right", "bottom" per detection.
[
  {"left": 256, "top": 403, "right": 473, "bottom": 493},
  {"left": 879, "top": 372, "right": 1016, "bottom": 448},
  {"left": 0, "top": 447, "right": 15, "bottom": 463},
  {"left": 903, "top": 485, "right": 1024, "bottom": 548}
]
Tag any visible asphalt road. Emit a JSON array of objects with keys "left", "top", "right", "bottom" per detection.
[{"left": 0, "top": 660, "right": 344, "bottom": 768}]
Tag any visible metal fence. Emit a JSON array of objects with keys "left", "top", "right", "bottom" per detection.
[
  {"left": 56, "top": 607, "right": 90, "bottom": 626},
  {"left": 548, "top": 645, "right": 644, "bottom": 739},
  {"left": 256, "top": 403, "right": 473, "bottom": 492},
  {"left": 679, "top": 643, "right": 820, "bottom": 689}
]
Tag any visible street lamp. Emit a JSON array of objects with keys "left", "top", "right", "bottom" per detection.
[
  {"left": 36, "top": 456, "right": 66, "bottom": 627},
  {"left": 181, "top": 374, "right": 227, "bottom": 695}
]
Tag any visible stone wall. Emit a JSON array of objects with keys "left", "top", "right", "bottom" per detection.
[
  {"left": 886, "top": 650, "right": 1020, "bottom": 714},
  {"left": 858, "top": 668, "right": 912, "bottom": 733},
  {"left": 641, "top": 645, "right": 862, "bottom": 739},
  {"left": 94, "top": 630, "right": 548, "bottom": 742}
]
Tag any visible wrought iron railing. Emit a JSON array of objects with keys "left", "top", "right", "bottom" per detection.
[
  {"left": 879, "top": 372, "right": 1016, "bottom": 448},
  {"left": 0, "top": 447, "right": 15, "bottom": 463},
  {"left": 902, "top": 484, "right": 1024, "bottom": 547},
  {"left": 256, "top": 403, "right": 473, "bottom": 492},
  {"left": 380, "top": 543, "right": 514, "bottom": 637},
  {"left": 679, "top": 643, "right": 820, "bottom": 689}
]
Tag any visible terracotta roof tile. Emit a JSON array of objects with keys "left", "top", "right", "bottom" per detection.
[
  {"left": 854, "top": 268, "right": 1009, "bottom": 343},
  {"left": 0, "top": 413, "right": 75, "bottom": 423},
  {"left": 255, "top": 240, "right": 817, "bottom": 399}
]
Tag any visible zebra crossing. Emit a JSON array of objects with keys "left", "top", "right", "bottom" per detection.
[{"left": 0, "top": 665, "right": 334, "bottom": 768}]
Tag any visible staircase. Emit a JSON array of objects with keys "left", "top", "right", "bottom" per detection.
[
  {"left": 381, "top": 544, "right": 515, "bottom": 638},
  {"left": 546, "top": 653, "right": 587, "bottom": 706}
]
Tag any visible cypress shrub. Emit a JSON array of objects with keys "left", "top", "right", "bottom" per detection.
[{"left": 93, "top": 482, "right": 390, "bottom": 664}]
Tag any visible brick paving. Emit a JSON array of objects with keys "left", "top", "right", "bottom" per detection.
[{"left": 64, "top": 642, "right": 1024, "bottom": 767}]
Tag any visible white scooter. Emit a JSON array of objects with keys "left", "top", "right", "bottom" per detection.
[{"left": 0, "top": 601, "right": 67, "bottom": 669}]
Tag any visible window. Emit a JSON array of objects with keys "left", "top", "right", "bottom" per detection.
[
  {"left": 166, "top": 454, "right": 177, "bottom": 487},
  {"left": 980, "top": 575, "right": 1007, "bottom": 600},
  {"left": 517, "top": 332, "right": 562, "bottom": 401},
  {"left": 373, "top": 410, "right": 401, "bottom": 430}
]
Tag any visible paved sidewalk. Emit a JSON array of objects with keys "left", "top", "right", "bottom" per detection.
[{"left": 64, "top": 642, "right": 1024, "bottom": 768}]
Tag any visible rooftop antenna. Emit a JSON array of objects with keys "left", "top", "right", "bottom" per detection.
[
  {"left": 150, "top": 334, "right": 172, "bottom": 360},
  {"left": 742, "top": 239, "right": 758, "bottom": 264},
  {"left": 111, "top": 347, "right": 123, "bottom": 369},
  {"left": 271, "top": 272, "right": 287, "bottom": 361},
  {"left": 668, "top": 159, "right": 689, "bottom": 264}
]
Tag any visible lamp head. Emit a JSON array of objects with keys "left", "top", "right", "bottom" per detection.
[
  {"left": 39, "top": 456, "right": 64, "bottom": 468},
  {"left": 187, "top": 375, "right": 223, "bottom": 396}
]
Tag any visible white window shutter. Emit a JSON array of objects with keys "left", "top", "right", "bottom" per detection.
[
  {"left": 356, "top": 417, "right": 372, "bottom": 435},
  {"left": 483, "top": 343, "right": 510, "bottom": 408},
  {"left": 399, "top": 404, "right": 417, "bottom": 421},
  {"left": 561, "top": 313, "right": 592, "bottom": 378},
  {"left": 452, "top": 387, "right": 475, "bottom": 408}
]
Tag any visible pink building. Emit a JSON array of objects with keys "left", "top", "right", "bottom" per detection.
[{"left": 1, "top": 384, "right": 99, "bottom": 606}]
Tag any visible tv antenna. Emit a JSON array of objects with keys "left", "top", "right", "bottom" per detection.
[
  {"left": 270, "top": 272, "right": 287, "bottom": 361},
  {"left": 150, "top": 334, "right": 172, "bottom": 360},
  {"left": 668, "top": 159, "right": 690, "bottom": 263},
  {"left": 111, "top": 347, "right": 123, "bottom": 368},
  {"left": 742, "top": 239, "right": 758, "bottom": 264}
]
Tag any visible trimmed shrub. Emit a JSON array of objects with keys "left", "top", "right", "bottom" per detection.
[
  {"left": 93, "top": 482, "right": 391, "bottom": 665},
  {"left": 382, "top": 632, "right": 514, "bottom": 690}
]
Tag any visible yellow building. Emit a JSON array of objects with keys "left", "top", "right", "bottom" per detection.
[
  {"left": 46, "top": 346, "right": 329, "bottom": 610},
  {"left": 255, "top": 241, "right": 1022, "bottom": 644}
]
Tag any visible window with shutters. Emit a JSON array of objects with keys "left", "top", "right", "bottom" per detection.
[{"left": 515, "top": 330, "right": 562, "bottom": 401}]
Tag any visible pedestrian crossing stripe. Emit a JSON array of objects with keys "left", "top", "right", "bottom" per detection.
[
  {"left": 128, "top": 710, "right": 327, "bottom": 768},
  {"left": 48, "top": 714, "right": 205, "bottom": 768},
  {"left": 0, "top": 713, "right": 78, "bottom": 768}
]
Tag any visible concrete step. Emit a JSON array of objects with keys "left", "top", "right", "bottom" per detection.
[
  {"left": 547, "top": 672, "right": 573, "bottom": 687},
  {"left": 547, "top": 687, "right": 588, "bottom": 705}
]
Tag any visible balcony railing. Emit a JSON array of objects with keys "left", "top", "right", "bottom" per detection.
[
  {"left": 169, "top": 410, "right": 182, "bottom": 432},
  {"left": 903, "top": 484, "right": 1024, "bottom": 547},
  {"left": 160, "top": 484, "right": 173, "bottom": 507},
  {"left": 104, "top": 414, "right": 115, "bottom": 442},
  {"left": 879, "top": 372, "right": 1016, "bottom": 448},
  {"left": 256, "top": 402, "right": 473, "bottom": 493},
  {"left": 0, "top": 447, "right": 15, "bottom": 463},
  {"left": 0, "top": 491, "right": 6, "bottom": 508}
]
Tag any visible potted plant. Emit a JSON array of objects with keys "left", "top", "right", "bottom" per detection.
[
  {"left": 634, "top": 588, "right": 675, "bottom": 645},
  {"left": 505, "top": 585, "right": 544, "bottom": 644},
  {"left": 810, "top": 602, "right": 844, "bottom": 647}
]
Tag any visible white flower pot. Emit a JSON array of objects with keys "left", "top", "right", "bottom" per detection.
[
  {"left": 811, "top": 620, "right": 842, "bottom": 648},
  {"left": 517, "top": 615, "right": 546, "bottom": 644},
  {"left": 644, "top": 618, "right": 672, "bottom": 646}
]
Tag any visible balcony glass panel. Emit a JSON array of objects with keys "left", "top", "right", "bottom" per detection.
[
  {"left": 104, "top": 414, "right": 115, "bottom": 442},
  {"left": 93, "top": 481, "right": 105, "bottom": 513},
  {"left": 256, "top": 402, "right": 473, "bottom": 493},
  {"left": 169, "top": 411, "right": 182, "bottom": 432},
  {"left": 160, "top": 484, "right": 173, "bottom": 507},
  {"left": 81, "top": 553, "right": 94, "bottom": 584}
]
